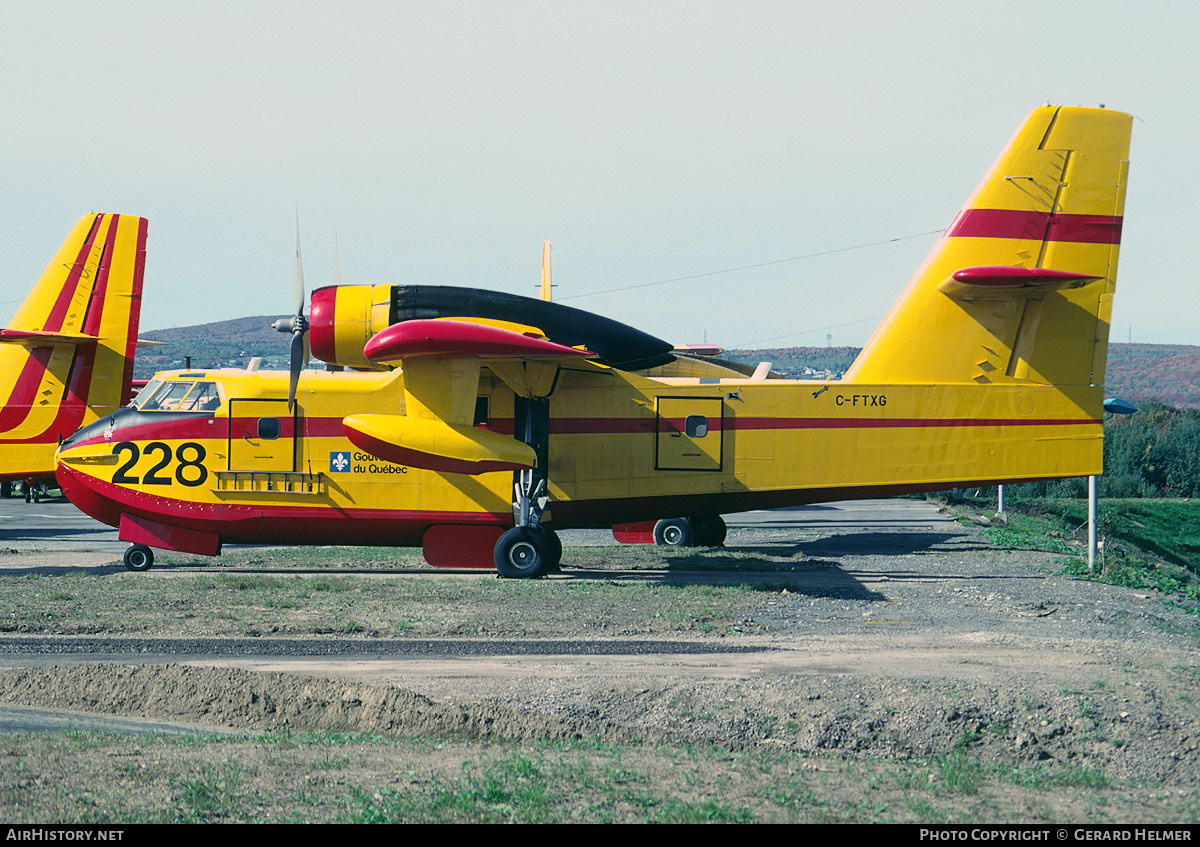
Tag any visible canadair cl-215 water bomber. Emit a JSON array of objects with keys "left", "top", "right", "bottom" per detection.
[{"left": 55, "top": 105, "right": 1132, "bottom": 576}]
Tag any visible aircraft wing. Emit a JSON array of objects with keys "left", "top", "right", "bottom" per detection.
[
  {"left": 343, "top": 318, "right": 602, "bottom": 475},
  {"left": 362, "top": 318, "right": 597, "bottom": 363}
]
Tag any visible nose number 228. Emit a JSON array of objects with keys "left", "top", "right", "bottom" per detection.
[{"left": 112, "top": 441, "right": 208, "bottom": 487}]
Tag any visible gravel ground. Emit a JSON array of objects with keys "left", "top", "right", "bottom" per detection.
[{"left": 0, "top": 509, "right": 1197, "bottom": 818}]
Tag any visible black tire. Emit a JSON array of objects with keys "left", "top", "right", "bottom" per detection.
[
  {"left": 123, "top": 545, "right": 154, "bottom": 572},
  {"left": 494, "top": 527, "right": 550, "bottom": 578},
  {"left": 0, "top": 481, "right": 10, "bottom": 499},
  {"left": 653, "top": 517, "right": 695, "bottom": 547},
  {"left": 692, "top": 515, "right": 727, "bottom": 547},
  {"left": 538, "top": 527, "right": 563, "bottom": 570}
]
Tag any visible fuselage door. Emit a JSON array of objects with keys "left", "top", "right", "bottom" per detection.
[
  {"left": 655, "top": 396, "right": 723, "bottom": 471},
  {"left": 228, "top": 398, "right": 295, "bottom": 472}
]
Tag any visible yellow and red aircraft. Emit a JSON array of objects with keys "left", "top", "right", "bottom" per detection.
[
  {"left": 0, "top": 213, "right": 147, "bottom": 500},
  {"left": 56, "top": 105, "right": 1131, "bottom": 575}
]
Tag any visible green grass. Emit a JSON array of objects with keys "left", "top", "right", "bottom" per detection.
[
  {"left": 1035, "top": 499, "right": 1200, "bottom": 576},
  {"left": 967, "top": 497, "right": 1200, "bottom": 615},
  {"left": 0, "top": 564, "right": 787, "bottom": 637},
  {"left": 0, "top": 729, "right": 1190, "bottom": 824}
]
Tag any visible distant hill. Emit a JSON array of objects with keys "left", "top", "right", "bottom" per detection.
[
  {"left": 134, "top": 320, "right": 1200, "bottom": 409},
  {"left": 1104, "top": 344, "right": 1200, "bottom": 409},
  {"left": 135, "top": 316, "right": 291, "bottom": 379}
]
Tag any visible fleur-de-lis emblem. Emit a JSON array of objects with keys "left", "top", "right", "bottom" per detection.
[{"left": 329, "top": 451, "right": 351, "bottom": 473}]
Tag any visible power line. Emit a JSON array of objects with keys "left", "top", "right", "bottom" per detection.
[
  {"left": 558, "top": 229, "right": 942, "bottom": 302},
  {"left": 730, "top": 316, "right": 884, "bottom": 349}
]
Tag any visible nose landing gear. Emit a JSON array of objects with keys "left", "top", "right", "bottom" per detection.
[{"left": 123, "top": 544, "right": 154, "bottom": 571}]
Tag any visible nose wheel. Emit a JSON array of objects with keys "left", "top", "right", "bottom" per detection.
[{"left": 123, "top": 544, "right": 154, "bottom": 571}]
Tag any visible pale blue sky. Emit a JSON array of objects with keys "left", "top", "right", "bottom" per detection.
[{"left": 1, "top": 0, "right": 1195, "bottom": 350}]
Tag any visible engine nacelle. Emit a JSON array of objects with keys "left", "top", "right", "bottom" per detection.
[
  {"left": 308, "top": 283, "right": 394, "bottom": 369},
  {"left": 308, "top": 282, "right": 676, "bottom": 372}
]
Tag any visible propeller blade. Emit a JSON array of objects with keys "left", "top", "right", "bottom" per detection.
[
  {"left": 334, "top": 229, "right": 341, "bottom": 286},
  {"left": 289, "top": 330, "right": 305, "bottom": 411},
  {"left": 294, "top": 214, "right": 306, "bottom": 317}
]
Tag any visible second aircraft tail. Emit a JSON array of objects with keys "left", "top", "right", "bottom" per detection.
[{"left": 0, "top": 213, "right": 147, "bottom": 479}]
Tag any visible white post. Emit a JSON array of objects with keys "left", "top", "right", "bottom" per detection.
[
  {"left": 1088, "top": 475, "right": 1098, "bottom": 573},
  {"left": 996, "top": 484, "right": 1006, "bottom": 516}
]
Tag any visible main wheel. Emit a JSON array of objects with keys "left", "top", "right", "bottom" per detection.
[
  {"left": 494, "top": 527, "right": 551, "bottom": 578},
  {"left": 123, "top": 544, "right": 154, "bottom": 572},
  {"left": 692, "top": 515, "right": 727, "bottom": 547},
  {"left": 537, "top": 527, "right": 563, "bottom": 571},
  {"left": 653, "top": 517, "right": 695, "bottom": 547}
]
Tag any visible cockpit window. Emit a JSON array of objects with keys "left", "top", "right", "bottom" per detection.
[
  {"left": 130, "top": 379, "right": 161, "bottom": 407},
  {"left": 136, "top": 380, "right": 222, "bottom": 413},
  {"left": 179, "top": 382, "right": 221, "bottom": 411}
]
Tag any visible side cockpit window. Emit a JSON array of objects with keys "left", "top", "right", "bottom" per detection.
[
  {"left": 136, "top": 381, "right": 222, "bottom": 413},
  {"left": 180, "top": 382, "right": 221, "bottom": 411},
  {"left": 130, "top": 379, "right": 161, "bottom": 408}
]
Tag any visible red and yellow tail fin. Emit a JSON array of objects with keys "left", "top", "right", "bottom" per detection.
[
  {"left": 844, "top": 105, "right": 1131, "bottom": 407},
  {"left": 0, "top": 213, "right": 147, "bottom": 480}
]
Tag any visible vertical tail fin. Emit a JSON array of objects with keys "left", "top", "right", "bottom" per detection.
[
  {"left": 0, "top": 213, "right": 147, "bottom": 478},
  {"left": 844, "top": 106, "right": 1131, "bottom": 407}
]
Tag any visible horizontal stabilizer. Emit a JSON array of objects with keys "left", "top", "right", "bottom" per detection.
[
  {"left": 364, "top": 319, "right": 595, "bottom": 364},
  {"left": 343, "top": 413, "right": 536, "bottom": 475},
  {"left": 938, "top": 266, "right": 1102, "bottom": 298},
  {"left": 0, "top": 328, "right": 99, "bottom": 346}
]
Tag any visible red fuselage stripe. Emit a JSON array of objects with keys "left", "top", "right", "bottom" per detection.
[
  {"left": 491, "top": 415, "right": 1098, "bottom": 435},
  {"left": 69, "top": 411, "right": 1099, "bottom": 450}
]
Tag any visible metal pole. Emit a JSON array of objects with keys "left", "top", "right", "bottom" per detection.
[
  {"left": 1088, "top": 474, "right": 1097, "bottom": 573},
  {"left": 996, "top": 484, "right": 1006, "bottom": 516}
]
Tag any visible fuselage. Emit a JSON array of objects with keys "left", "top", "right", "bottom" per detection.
[{"left": 55, "top": 362, "right": 1102, "bottom": 557}]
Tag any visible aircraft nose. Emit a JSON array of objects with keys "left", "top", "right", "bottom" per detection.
[{"left": 55, "top": 459, "right": 123, "bottom": 529}]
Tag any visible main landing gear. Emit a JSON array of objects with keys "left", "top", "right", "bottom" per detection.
[
  {"left": 123, "top": 544, "right": 154, "bottom": 571},
  {"left": 494, "top": 395, "right": 561, "bottom": 579},
  {"left": 494, "top": 525, "right": 562, "bottom": 579},
  {"left": 653, "top": 515, "right": 727, "bottom": 548}
]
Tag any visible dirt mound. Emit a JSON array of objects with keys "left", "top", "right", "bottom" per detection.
[
  {"left": 1, "top": 661, "right": 1195, "bottom": 787},
  {"left": 0, "top": 665, "right": 639, "bottom": 744}
]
